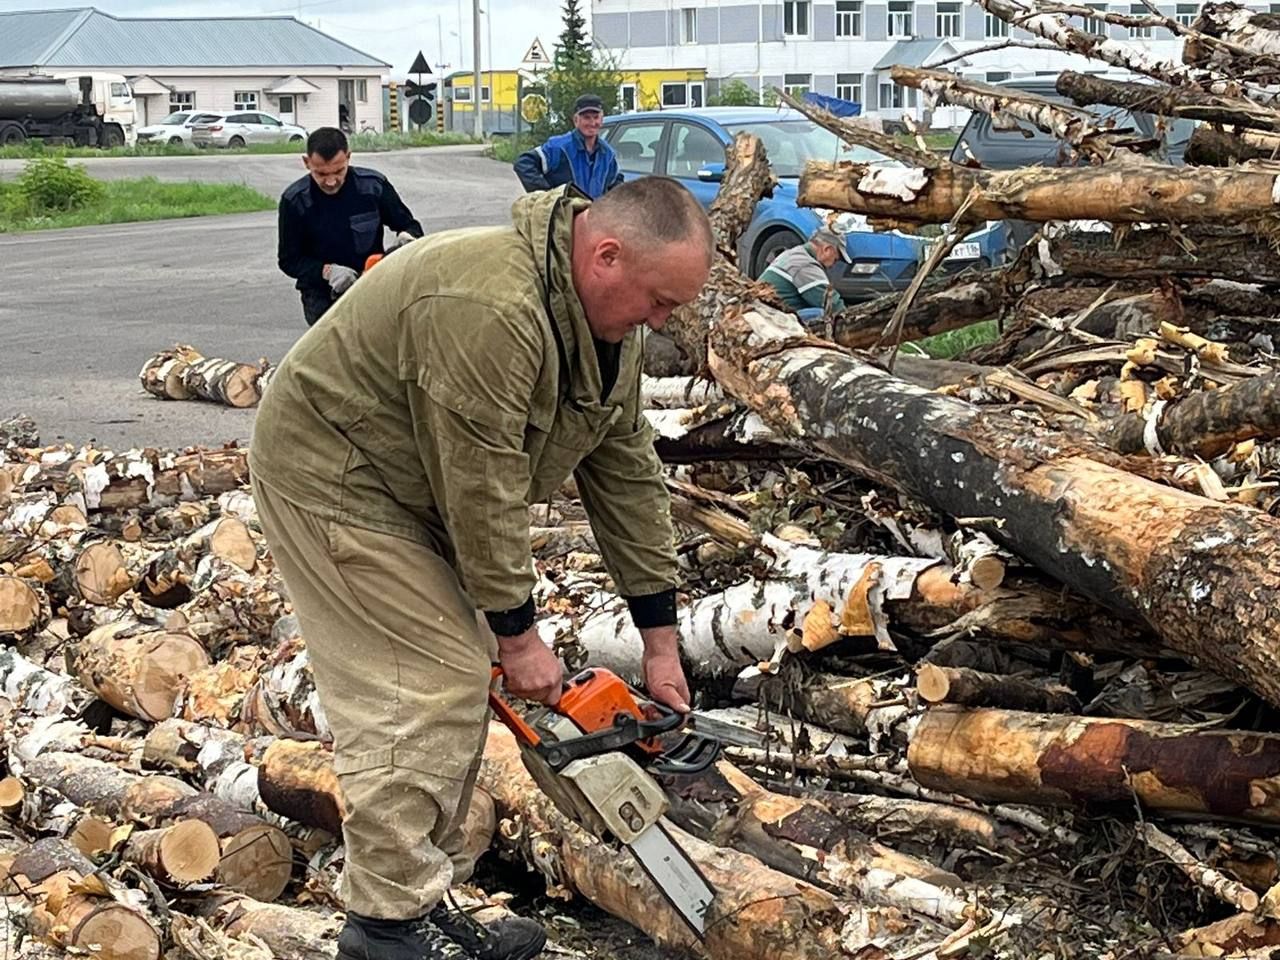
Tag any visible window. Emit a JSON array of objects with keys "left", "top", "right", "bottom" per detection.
[
  {"left": 689, "top": 81, "right": 704, "bottom": 107},
  {"left": 784, "top": 0, "right": 811, "bottom": 36},
  {"left": 835, "top": 72, "right": 862, "bottom": 105},
  {"left": 607, "top": 121, "right": 665, "bottom": 174},
  {"left": 1176, "top": 2, "right": 1198, "bottom": 24},
  {"left": 985, "top": 71, "right": 1011, "bottom": 82},
  {"left": 619, "top": 83, "right": 637, "bottom": 112},
  {"left": 985, "top": 12, "right": 1010, "bottom": 37},
  {"left": 1271, "top": 2, "right": 1280, "bottom": 12},
  {"left": 260, "top": 113, "right": 282, "bottom": 126},
  {"left": 783, "top": 73, "right": 811, "bottom": 97},
  {"left": 680, "top": 6, "right": 697, "bottom": 43},
  {"left": 169, "top": 90, "right": 195, "bottom": 113},
  {"left": 877, "top": 82, "right": 918, "bottom": 109},
  {"left": 1082, "top": 2, "right": 1107, "bottom": 35},
  {"left": 836, "top": 0, "right": 863, "bottom": 37},
  {"left": 1129, "top": 3, "right": 1152, "bottom": 37},
  {"left": 235, "top": 113, "right": 260, "bottom": 124},
  {"left": 936, "top": 1, "right": 961, "bottom": 37},
  {"left": 454, "top": 85, "right": 473, "bottom": 102},
  {"left": 669, "top": 122, "right": 726, "bottom": 176},
  {"left": 888, "top": 1, "right": 914, "bottom": 38},
  {"left": 357, "top": 79, "right": 368, "bottom": 102},
  {"left": 661, "top": 82, "right": 688, "bottom": 107},
  {"left": 233, "top": 90, "right": 258, "bottom": 111},
  {"left": 481, "top": 85, "right": 491, "bottom": 102}
]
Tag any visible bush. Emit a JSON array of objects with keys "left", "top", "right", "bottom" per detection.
[
  {"left": 16, "top": 157, "right": 104, "bottom": 213},
  {"left": 709, "top": 79, "right": 760, "bottom": 107}
]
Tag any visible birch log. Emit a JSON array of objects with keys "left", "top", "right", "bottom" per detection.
[
  {"left": 479, "top": 726, "right": 852, "bottom": 959},
  {"left": 798, "top": 154, "right": 1280, "bottom": 227},
  {"left": 908, "top": 706, "right": 1280, "bottom": 825},
  {"left": 707, "top": 304, "right": 1280, "bottom": 708},
  {"left": 0, "top": 576, "right": 49, "bottom": 637},
  {"left": 120, "top": 819, "right": 222, "bottom": 884},
  {"left": 72, "top": 621, "right": 210, "bottom": 722},
  {"left": 182, "top": 892, "right": 342, "bottom": 960}
]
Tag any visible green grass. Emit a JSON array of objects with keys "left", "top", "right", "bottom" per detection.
[
  {"left": 906, "top": 319, "right": 1000, "bottom": 359},
  {"left": 486, "top": 135, "right": 533, "bottom": 165},
  {"left": 895, "top": 130, "right": 958, "bottom": 153},
  {"left": 0, "top": 128, "right": 475, "bottom": 160},
  {"left": 0, "top": 176, "right": 275, "bottom": 232}
]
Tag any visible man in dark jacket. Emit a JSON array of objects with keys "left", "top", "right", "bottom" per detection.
[
  {"left": 513, "top": 94, "right": 622, "bottom": 199},
  {"left": 278, "top": 127, "right": 423, "bottom": 326}
]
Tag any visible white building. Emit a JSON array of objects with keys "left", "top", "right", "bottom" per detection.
[
  {"left": 590, "top": 0, "right": 1230, "bottom": 124},
  {"left": 0, "top": 7, "right": 389, "bottom": 132}
]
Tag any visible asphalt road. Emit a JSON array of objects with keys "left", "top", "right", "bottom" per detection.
[{"left": 0, "top": 146, "right": 525, "bottom": 450}]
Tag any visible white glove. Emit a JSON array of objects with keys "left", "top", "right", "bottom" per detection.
[
  {"left": 386, "top": 230, "right": 418, "bottom": 253},
  {"left": 326, "top": 264, "right": 358, "bottom": 295}
]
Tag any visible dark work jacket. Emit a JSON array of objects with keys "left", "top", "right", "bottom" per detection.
[
  {"left": 513, "top": 129, "right": 622, "bottom": 199},
  {"left": 277, "top": 167, "right": 422, "bottom": 292}
]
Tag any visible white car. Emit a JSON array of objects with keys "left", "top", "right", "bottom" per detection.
[
  {"left": 136, "top": 111, "right": 221, "bottom": 145},
  {"left": 192, "top": 111, "right": 307, "bottom": 149}
]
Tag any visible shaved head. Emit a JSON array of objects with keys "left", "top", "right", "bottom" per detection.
[{"left": 572, "top": 178, "right": 715, "bottom": 343}]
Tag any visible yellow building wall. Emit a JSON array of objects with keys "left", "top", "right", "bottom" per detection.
[
  {"left": 622, "top": 69, "right": 708, "bottom": 111},
  {"left": 450, "top": 71, "right": 521, "bottom": 111},
  {"left": 448, "top": 68, "right": 707, "bottom": 114}
]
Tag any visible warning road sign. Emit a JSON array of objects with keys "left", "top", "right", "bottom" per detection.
[{"left": 521, "top": 37, "right": 550, "bottom": 67}]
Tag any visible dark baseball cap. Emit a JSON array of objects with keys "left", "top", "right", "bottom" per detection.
[{"left": 574, "top": 94, "right": 605, "bottom": 116}]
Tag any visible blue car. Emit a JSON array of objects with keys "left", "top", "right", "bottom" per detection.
[{"left": 602, "top": 106, "right": 1005, "bottom": 300}]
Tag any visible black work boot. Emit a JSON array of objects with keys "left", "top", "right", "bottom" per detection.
[
  {"left": 429, "top": 901, "right": 547, "bottom": 960},
  {"left": 337, "top": 912, "right": 471, "bottom": 960}
]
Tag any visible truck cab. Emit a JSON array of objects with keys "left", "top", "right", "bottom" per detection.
[{"left": 49, "top": 72, "right": 137, "bottom": 146}]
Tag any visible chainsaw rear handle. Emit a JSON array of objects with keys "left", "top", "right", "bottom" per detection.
[{"left": 488, "top": 666, "right": 544, "bottom": 748}]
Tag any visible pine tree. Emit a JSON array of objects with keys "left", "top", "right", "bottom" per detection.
[{"left": 556, "top": 0, "right": 590, "bottom": 69}]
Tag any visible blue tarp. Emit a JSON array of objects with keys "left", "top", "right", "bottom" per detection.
[{"left": 803, "top": 92, "right": 861, "bottom": 117}]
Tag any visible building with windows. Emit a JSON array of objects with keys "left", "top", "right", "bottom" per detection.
[
  {"left": 0, "top": 7, "right": 389, "bottom": 132},
  {"left": 435, "top": 66, "right": 708, "bottom": 134},
  {"left": 591, "top": 0, "right": 1211, "bottom": 124}
]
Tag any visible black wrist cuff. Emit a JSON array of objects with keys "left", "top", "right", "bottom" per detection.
[
  {"left": 484, "top": 596, "right": 536, "bottom": 637},
  {"left": 626, "top": 589, "right": 678, "bottom": 629}
]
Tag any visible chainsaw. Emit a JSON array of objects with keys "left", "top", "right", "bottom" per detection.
[{"left": 489, "top": 666, "right": 753, "bottom": 941}]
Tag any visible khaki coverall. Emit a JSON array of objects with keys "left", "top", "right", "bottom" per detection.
[{"left": 249, "top": 187, "right": 678, "bottom": 919}]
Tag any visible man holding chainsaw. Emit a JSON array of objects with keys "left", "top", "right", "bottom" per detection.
[
  {"left": 278, "top": 126, "right": 423, "bottom": 326},
  {"left": 251, "top": 176, "right": 713, "bottom": 960}
]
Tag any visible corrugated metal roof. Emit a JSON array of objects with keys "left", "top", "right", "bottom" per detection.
[
  {"left": 0, "top": 7, "right": 388, "bottom": 69},
  {"left": 0, "top": 9, "right": 90, "bottom": 67}
]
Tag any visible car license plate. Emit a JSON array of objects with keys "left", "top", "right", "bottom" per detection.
[{"left": 946, "top": 242, "right": 981, "bottom": 260}]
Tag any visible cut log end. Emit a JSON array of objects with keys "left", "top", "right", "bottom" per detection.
[
  {"left": 0, "top": 577, "right": 41, "bottom": 633},
  {"left": 218, "top": 824, "right": 293, "bottom": 902},
  {"left": 208, "top": 517, "right": 257, "bottom": 571},
  {"left": 0, "top": 777, "right": 23, "bottom": 817},
  {"left": 67, "top": 900, "right": 162, "bottom": 960},
  {"left": 967, "top": 555, "right": 1006, "bottom": 591},
  {"left": 67, "top": 815, "right": 115, "bottom": 858},
  {"left": 158, "top": 820, "right": 221, "bottom": 883},
  {"left": 916, "top": 663, "right": 954, "bottom": 705},
  {"left": 75, "top": 542, "right": 132, "bottom": 606},
  {"left": 133, "top": 634, "right": 211, "bottom": 722}
]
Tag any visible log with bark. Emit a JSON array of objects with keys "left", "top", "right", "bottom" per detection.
[
  {"left": 180, "top": 892, "right": 342, "bottom": 960},
  {"left": 7, "top": 836, "right": 162, "bottom": 960},
  {"left": 479, "top": 726, "right": 854, "bottom": 958},
  {"left": 1056, "top": 69, "right": 1280, "bottom": 132},
  {"left": 663, "top": 760, "right": 981, "bottom": 928},
  {"left": 20, "top": 751, "right": 292, "bottom": 901},
  {"left": 907, "top": 706, "right": 1280, "bottom": 826},
  {"left": 707, "top": 304, "right": 1280, "bottom": 708},
  {"left": 139, "top": 345, "right": 264, "bottom": 408},
  {"left": 1186, "top": 1, "right": 1280, "bottom": 77},
  {"left": 72, "top": 620, "right": 210, "bottom": 722},
  {"left": 120, "top": 819, "right": 223, "bottom": 885},
  {"left": 1185, "top": 124, "right": 1280, "bottom": 165},
  {"left": 1099, "top": 368, "right": 1280, "bottom": 459},
  {"left": 915, "top": 664, "right": 1082, "bottom": 714},
  {"left": 0, "top": 575, "right": 50, "bottom": 638},
  {"left": 0, "top": 414, "right": 38, "bottom": 449},
  {"left": 136, "top": 515, "right": 257, "bottom": 607},
  {"left": 798, "top": 154, "right": 1280, "bottom": 227},
  {"left": 0, "top": 645, "right": 92, "bottom": 717}
]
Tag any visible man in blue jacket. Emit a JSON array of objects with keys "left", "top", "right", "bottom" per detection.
[{"left": 513, "top": 94, "right": 622, "bottom": 199}]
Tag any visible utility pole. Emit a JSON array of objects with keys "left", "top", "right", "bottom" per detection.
[{"left": 472, "top": 0, "right": 484, "bottom": 138}]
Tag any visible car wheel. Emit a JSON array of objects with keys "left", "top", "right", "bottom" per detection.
[
  {"left": 229, "top": 135, "right": 246, "bottom": 148},
  {"left": 168, "top": 136, "right": 183, "bottom": 145},
  {"left": 0, "top": 124, "right": 26, "bottom": 147},
  {"left": 752, "top": 229, "right": 804, "bottom": 278},
  {"left": 289, "top": 135, "right": 304, "bottom": 143}
]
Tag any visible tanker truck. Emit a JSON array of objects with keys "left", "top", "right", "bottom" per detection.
[{"left": 0, "top": 74, "right": 135, "bottom": 148}]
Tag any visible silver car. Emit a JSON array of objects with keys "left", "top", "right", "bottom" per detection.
[
  {"left": 192, "top": 110, "right": 307, "bottom": 149},
  {"left": 137, "top": 111, "right": 222, "bottom": 145}
]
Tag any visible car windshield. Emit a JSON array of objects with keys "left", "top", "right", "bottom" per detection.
[
  {"left": 722, "top": 119, "right": 888, "bottom": 177},
  {"left": 161, "top": 113, "right": 190, "bottom": 125}
]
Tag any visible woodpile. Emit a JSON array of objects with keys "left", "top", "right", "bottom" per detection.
[{"left": 9, "top": 17, "right": 1280, "bottom": 957}]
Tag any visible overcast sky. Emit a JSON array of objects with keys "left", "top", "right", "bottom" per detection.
[{"left": 2, "top": 0, "right": 573, "bottom": 78}]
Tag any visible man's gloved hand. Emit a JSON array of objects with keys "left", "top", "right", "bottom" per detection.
[
  {"left": 386, "top": 230, "right": 418, "bottom": 253},
  {"left": 324, "top": 264, "right": 358, "bottom": 295},
  {"left": 497, "top": 627, "right": 563, "bottom": 706}
]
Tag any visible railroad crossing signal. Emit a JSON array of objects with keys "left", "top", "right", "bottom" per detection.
[{"left": 405, "top": 51, "right": 435, "bottom": 128}]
